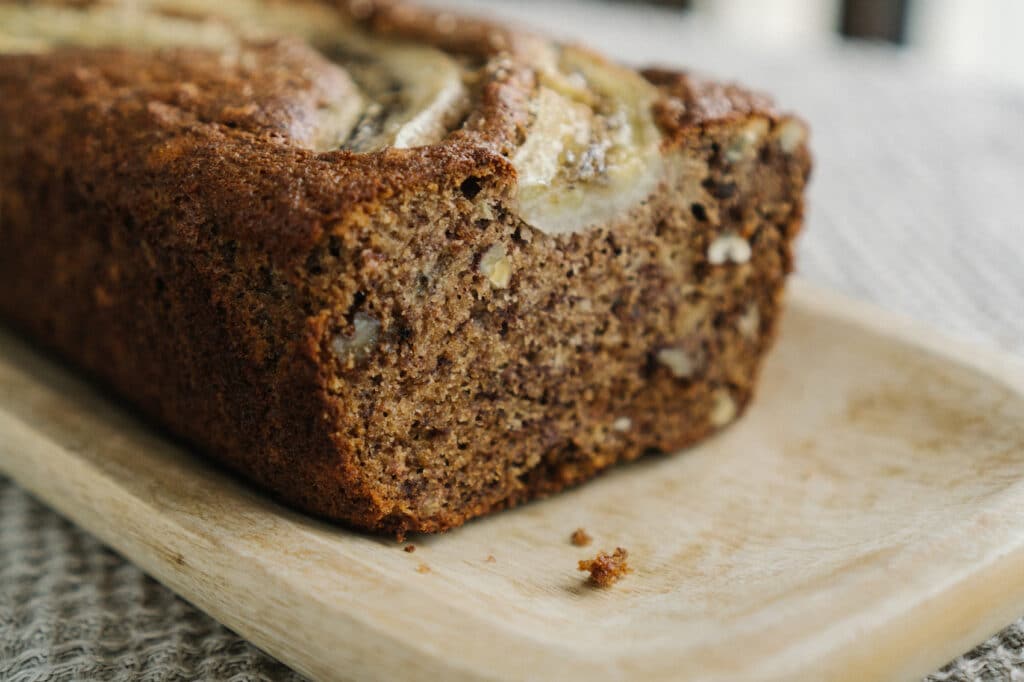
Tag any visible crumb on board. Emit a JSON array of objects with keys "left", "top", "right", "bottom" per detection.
[
  {"left": 417, "top": 563, "right": 431, "bottom": 574},
  {"left": 578, "top": 547, "right": 631, "bottom": 587},
  {"left": 571, "top": 528, "right": 592, "bottom": 547},
  {"left": 485, "top": 554, "right": 496, "bottom": 563},
  {"left": 404, "top": 544, "right": 416, "bottom": 553}
]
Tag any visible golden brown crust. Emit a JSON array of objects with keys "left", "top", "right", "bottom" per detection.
[
  {"left": 342, "top": 1, "right": 786, "bottom": 135},
  {"left": 644, "top": 68, "right": 777, "bottom": 127},
  {"left": 0, "top": 43, "right": 511, "bottom": 258},
  {"left": 0, "top": 1, "right": 786, "bottom": 256},
  {"left": 344, "top": 0, "right": 529, "bottom": 57},
  {"left": 0, "top": 0, "right": 811, "bottom": 536}
]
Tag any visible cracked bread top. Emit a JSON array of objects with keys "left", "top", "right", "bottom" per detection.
[{"left": 0, "top": 0, "right": 790, "bottom": 262}]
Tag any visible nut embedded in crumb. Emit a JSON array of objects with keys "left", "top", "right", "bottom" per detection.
[
  {"left": 475, "top": 201, "right": 496, "bottom": 221},
  {"left": 404, "top": 544, "right": 416, "bottom": 553},
  {"left": 331, "top": 312, "right": 380, "bottom": 363},
  {"left": 775, "top": 117, "right": 808, "bottom": 154},
  {"left": 737, "top": 303, "right": 760, "bottom": 339},
  {"left": 479, "top": 244, "right": 512, "bottom": 288},
  {"left": 709, "top": 390, "right": 738, "bottom": 427},
  {"left": 578, "top": 547, "right": 631, "bottom": 587},
  {"left": 707, "top": 233, "right": 751, "bottom": 266},
  {"left": 656, "top": 347, "right": 698, "bottom": 378},
  {"left": 725, "top": 118, "right": 769, "bottom": 162},
  {"left": 571, "top": 528, "right": 592, "bottom": 546}
]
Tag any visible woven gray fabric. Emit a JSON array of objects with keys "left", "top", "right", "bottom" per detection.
[
  {"left": 2, "top": 3, "right": 1023, "bottom": 680},
  {"left": 0, "top": 479, "right": 303, "bottom": 682}
]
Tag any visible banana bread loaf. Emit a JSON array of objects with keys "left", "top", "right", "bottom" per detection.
[{"left": 0, "top": 0, "right": 811, "bottom": 536}]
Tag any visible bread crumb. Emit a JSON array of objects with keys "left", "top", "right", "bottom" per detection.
[
  {"left": 417, "top": 563, "right": 431, "bottom": 574},
  {"left": 485, "top": 554, "right": 496, "bottom": 563},
  {"left": 578, "top": 547, "right": 631, "bottom": 587},
  {"left": 570, "top": 528, "right": 592, "bottom": 546},
  {"left": 404, "top": 544, "right": 416, "bottom": 553}
]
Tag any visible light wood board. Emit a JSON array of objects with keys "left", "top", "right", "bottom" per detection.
[{"left": 2, "top": 280, "right": 1024, "bottom": 682}]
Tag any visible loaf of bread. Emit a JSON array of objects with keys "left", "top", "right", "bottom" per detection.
[{"left": 0, "top": 0, "right": 811, "bottom": 536}]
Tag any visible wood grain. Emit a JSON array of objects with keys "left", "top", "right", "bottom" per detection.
[{"left": 2, "top": 280, "right": 1024, "bottom": 682}]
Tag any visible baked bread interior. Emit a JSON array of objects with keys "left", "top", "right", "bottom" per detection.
[{"left": 0, "top": 0, "right": 811, "bottom": 535}]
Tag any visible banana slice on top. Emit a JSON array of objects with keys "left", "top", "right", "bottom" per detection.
[
  {"left": 511, "top": 46, "right": 664, "bottom": 236},
  {"left": 330, "top": 41, "right": 469, "bottom": 152},
  {"left": 0, "top": 0, "right": 661, "bottom": 235},
  {"left": 0, "top": 1, "right": 469, "bottom": 154}
]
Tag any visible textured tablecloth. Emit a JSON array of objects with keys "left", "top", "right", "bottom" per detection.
[{"left": 2, "top": 2, "right": 1023, "bottom": 680}]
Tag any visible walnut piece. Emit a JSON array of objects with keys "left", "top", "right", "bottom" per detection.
[
  {"left": 611, "top": 416, "right": 632, "bottom": 432},
  {"left": 707, "top": 233, "right": 751, "bottom": 266},
  {"left": 479, "top": 244, "right": 512, "bottom": 289},
  {"left": 709, "top": 390, "right": 738, "bottom": 427},
  {"left": 738, "top": 303, "right": 760, "bottom": 339},
  {"left": 331, "top": 312, "right": 380, "bottom": 363},
  {"left": 775, "top": 117, "right": 808, "bottom": 154},
  {"left": 657, "top": 347, "right": 699, "bottom": 378},
  {"left": 725, "top": 118, "right": 769, "bottom": 162}
]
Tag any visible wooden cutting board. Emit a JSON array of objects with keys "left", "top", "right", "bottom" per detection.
[{"left": 2, "top": 280, "right": 1024, "bottom": 682}]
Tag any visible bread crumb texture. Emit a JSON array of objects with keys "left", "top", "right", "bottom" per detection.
[
  {"left": 571, "top": 528, "right": 593, "bottom": 546},
  {"left": 0, "top": 0, "right": 810, "bottom": 536},
  {"left": 578, "top": 547, "right": 631, "bottom": 587}
]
